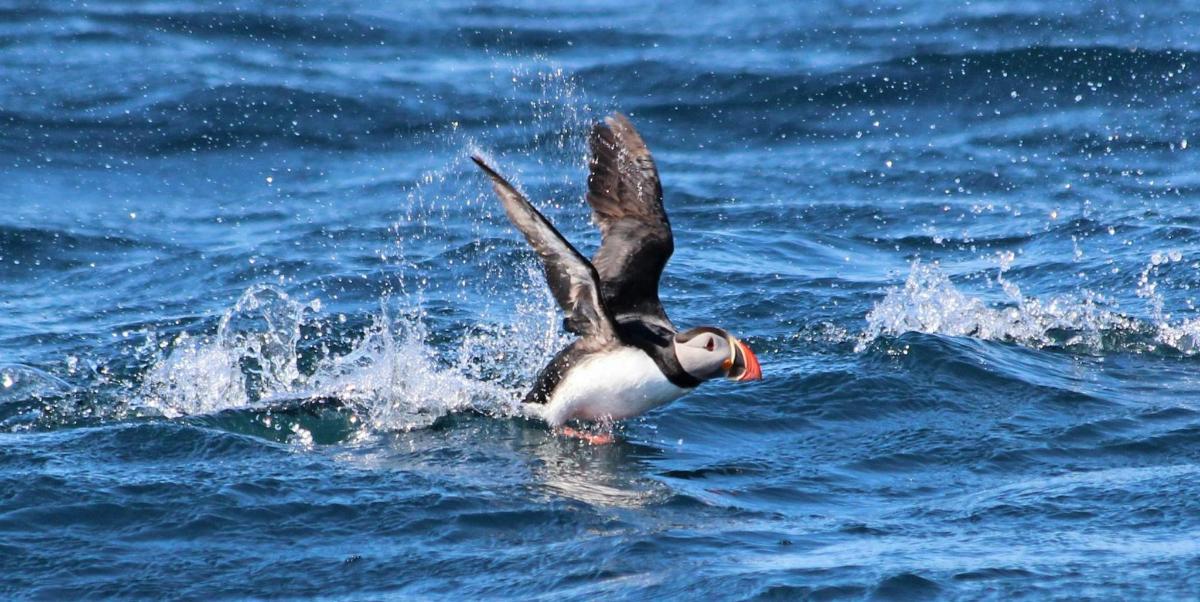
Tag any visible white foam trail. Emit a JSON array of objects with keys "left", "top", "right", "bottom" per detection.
[{"left": 137, "top": 284, "right": 552, "bottom": 431}]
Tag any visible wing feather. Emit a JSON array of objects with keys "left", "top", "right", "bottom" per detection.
[
  {"left": 586, "top": 113, "right": 674, "bottom": 326},
  {"left": 471, "top": 155, "right": 616, "bottom": 344}
]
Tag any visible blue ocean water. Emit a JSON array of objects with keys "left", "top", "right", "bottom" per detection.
[{"left": 3, "top": 0, "right": 1200, "bottom": 598}]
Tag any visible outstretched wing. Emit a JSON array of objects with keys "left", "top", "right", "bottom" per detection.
[
  {"left": 587, "top": 113, "right": 674, "bottom": 327},
  {"left": 471, "top": 155, "right": 617, "bottom": 345}
]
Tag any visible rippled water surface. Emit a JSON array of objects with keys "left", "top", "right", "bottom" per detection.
[{"left": 4, "top": 1, "right": 1200, "bottom": 599}]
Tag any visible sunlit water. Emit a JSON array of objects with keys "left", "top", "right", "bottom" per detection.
[{"left": 3, "top": 1, "right": 1200, "bottom": 599}]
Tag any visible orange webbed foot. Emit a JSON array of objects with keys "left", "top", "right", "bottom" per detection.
[{"left": 559, "top": 426, "right": 615, "bottom": 445}]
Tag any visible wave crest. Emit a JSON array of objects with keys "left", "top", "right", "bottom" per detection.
[{"left": 858, "top": 258, "right": 1200, "bottom": 355}]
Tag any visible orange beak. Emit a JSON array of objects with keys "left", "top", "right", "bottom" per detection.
[{"left": 727, "top": 337, "right": 762, "bottom": 382}]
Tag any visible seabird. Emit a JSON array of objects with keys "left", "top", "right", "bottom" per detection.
[{"left": 471, "top": 113, "right": 761, "bottom": 440}]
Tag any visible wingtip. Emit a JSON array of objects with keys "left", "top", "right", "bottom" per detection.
[
  {"left": 594, "top": 111, "right": 649, "bottom": 156},
  {"left": 604, "top": 111, "right": 632, "bottom": 128},
  {"left": 469, "top": 153, "right": 501, "bottom": 181}
]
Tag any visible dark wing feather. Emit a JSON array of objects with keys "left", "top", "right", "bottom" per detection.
[
  {"left": 471, "top": 155, "right": 617, "bottom": 344},
  {"left": 587, "top": 113, "right": 674, "bottom": 327}
]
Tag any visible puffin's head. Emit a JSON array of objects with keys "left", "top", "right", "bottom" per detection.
[{"left": 673, "top": 326, "right": 762, "bottom": 383}]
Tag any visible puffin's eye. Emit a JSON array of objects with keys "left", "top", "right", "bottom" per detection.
[{"left": 705, "top": 337, "right": 715, "bottom": 351}]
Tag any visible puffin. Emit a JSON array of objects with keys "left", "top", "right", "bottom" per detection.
[{"left": 471, "top": 113, "right": 761, "bottom": 440}]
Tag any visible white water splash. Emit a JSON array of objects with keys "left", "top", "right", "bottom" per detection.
[
  {"left": 1136, "top": 250, "right": 1200, "bottom": 354},
  {"left": 856, "top": 254, "right": 1200, "bottom": 355},
  {"left": 0, "top": 364, "right": 77, "bottom": 431},
  {"left": 138, "top": 284, "right": 549, "bottom": 431},
  {"left": 140, "top": 285, "right": 310, "bottom": 418},
  {"left": 0, "top": 364, "right": 73, "bottom": 404},
  {"left": 302, "top": 306, "right": 530, "bottom": 432}
]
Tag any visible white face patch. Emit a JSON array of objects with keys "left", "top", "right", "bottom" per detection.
[{"left": 673, "top": 330, "right": 732, "bottom": 380}]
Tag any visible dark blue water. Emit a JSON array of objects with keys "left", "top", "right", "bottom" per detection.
[{"left": 4, "top": 1, "right": 1200, "bottom": 598}]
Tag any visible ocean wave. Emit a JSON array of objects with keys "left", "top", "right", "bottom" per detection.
[
  {"left": 827, "top": 45, "right": 1200, "bottom": 101},
  {"left": 8, "top": 39, "right": 1189, "bottom": 159},
  {"left": 87, "top": 9, "right": 393, "bottom": 46},
  {"left": 858, "top": 256, "right": 1200, "bottom": 356},
  {"left": 586, "top": 46, "right": 1199, "bottom": 128},
  {"left": 0, "top": 224, "right": 171, "bottom": 280},
  {"left": 0, "top": 84, "right": 434, "bottom": 154},
  {"left": 0, "top": 68, "right": 590, "bottom": 158}
]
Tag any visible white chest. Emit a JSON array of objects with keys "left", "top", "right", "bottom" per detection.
[{"left": 538, "top": 347, "right": 690, "bottom": 427}]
